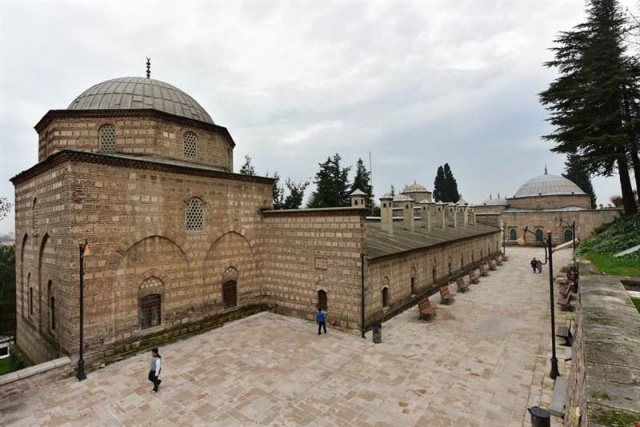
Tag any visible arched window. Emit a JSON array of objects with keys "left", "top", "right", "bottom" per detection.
[
  {"left": 535, "top": 229, "right": 544, "bottom": 242},
  {"left": 26, "top": 272, "right": 31, "bottom": 318},
  {"left": 223, "top": 281, "right": 237, "bottom": 308},
  {"left": 509, "top": 229, "right": 517, "bottom": 240},
  {"left": 183, "top": 132, "right": 198, "bottom": 159},
  {"left": 317, "top": 290, "right": 327, "bottom": 310},
  {"left": 186, "top": 198, "right": 204, "bottom": 231},
  {"left": 410, "top": 277, "right": 415, "bottom": 295},
  {"left": 29, "top": 286, "right": 33, "bottom": 316},
  {"left": 564, "top": 229, "right": 573, "bottom": 243},
  {"left": 99, "top": 124, "right": 116, "bottom": 153},
  {"left": 432, "top": 267, "right": 437, "bottom": 285},
  {"left": 382, "top": 287, "right": 390, "bottom": 308},
  {"left": 140, "top": 294, "right": 161, "bottom": 329},
  {"left": 48, "top": 280, "right": 55, "bottom": 331}
]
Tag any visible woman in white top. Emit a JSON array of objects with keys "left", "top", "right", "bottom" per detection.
[{"left": 148, "top": 347, "right": 162, "bottom": 393}]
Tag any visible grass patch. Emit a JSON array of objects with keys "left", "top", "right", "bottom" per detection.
[
  {"left": 0, "top": 358, "right": 10, "bottom": 376},
  {"left": 585, "top": 253, "right": 640, "bottom": 277},
  {"left": 632, "top": 298, "right": 640, "bottom": 314}
]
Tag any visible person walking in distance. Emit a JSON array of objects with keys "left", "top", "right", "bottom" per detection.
[
  {"left": 530, "top": 258, "right": 538, "bottom": 273},
  {"left": 316, "top": 307, "right": 327, "bottom": 335},
  {"left": 148, "top": 348, "right": 162, "bottom": 393}
]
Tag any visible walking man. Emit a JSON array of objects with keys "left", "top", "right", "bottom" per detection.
[
  {"left": 316, "top": 307, "right": 327, "bottom": 335},
  {"left": 530, "top": 258, "right": 538, "bottom": 273},
  {"left": 148, "top": 347, "right": 162, "bottom": 393}
]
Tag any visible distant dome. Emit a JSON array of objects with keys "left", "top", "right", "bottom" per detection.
[
  {"left": 480, "top": 197, "right": 508, "bottom": 206},
  {"left": 68, "top": 77, "right": 214, "bottom": 124},
  {"left": 393, "top": 194, "right": 414, "bottom": 202},
  {"left": 401, "top": 183, "right": 430, "bottom": 194},
  {"left": 513, "top": 173, "right": 585, "bottom": 198}
]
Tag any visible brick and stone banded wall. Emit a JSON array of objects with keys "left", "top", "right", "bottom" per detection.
[
  {"left": 508, "top": 194, "right": 590, "bottom": 210},
  {"left": 36, "top": 110, "right": 234, "bottom": 171},
  {"left": 261, "top": 208, "right": 367, "bottom": 328}
]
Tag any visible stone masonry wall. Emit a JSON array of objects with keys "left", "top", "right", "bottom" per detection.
[
  {"left": 508, "top": 194, "right": 590, "bottom": 210},
  {"left": 38, "top": 114, "right": 233, "bottom": 171},
  {"left": 565, "top": 262, "right": 640, "bottom": 426},
  {"left": 261, "top": 209, "right": 367, "bottom": 328}
]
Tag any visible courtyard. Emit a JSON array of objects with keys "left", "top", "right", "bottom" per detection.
[{"left": 0, "top": 247, "right": 570, "bottom": 426}]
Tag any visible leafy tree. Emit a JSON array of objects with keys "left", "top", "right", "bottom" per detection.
[
  {"left": 349, "top": 158, "right": 374, "bottom": 208},
  {"left": 540, "top": 0, "right": 640, "bottom": 215},
  {"left": 267, "top": 171, "right": 285, "bottom": 209},
  {"left": 563, "top": 154, "right": 597, "bottom": 208},
  {"left": 239, "top": 155, "right": 255, "bottom": 176},
  {"left": 282, "top": 179, "right": 309, "bottom": 209},
  {"left": 0, "top": 245, "right": 16, "bottom": 337},
  {"left": 307, "top": 153, "right": 351, "bottom": 208},
  {"left": 0, "top": 197, "right": 11, "bottom": 222}
]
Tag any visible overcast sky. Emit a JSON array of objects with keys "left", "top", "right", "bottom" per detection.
[{"left": 1, "top": 0, "right": 638, "bottom": 235}]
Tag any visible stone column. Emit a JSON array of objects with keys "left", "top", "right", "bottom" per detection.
[{"left": 401, "top": 197, "right": 415, "bottom": 231}]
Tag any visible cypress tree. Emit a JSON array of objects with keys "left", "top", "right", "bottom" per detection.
[
  {"left": 563, "top": 154, "right": 597, "bottom": 208},
  {"left": 307, "top": 153, "right": 351, "bottom": 208},
  {"left": 443, "top": 163, "right": 461, "bottom": 203},
  {"left": 433, "top": 166, "right": 445, "bottom": 202},
  {"left": 350, "top": 158, "right": 374, "bottom": 208}
]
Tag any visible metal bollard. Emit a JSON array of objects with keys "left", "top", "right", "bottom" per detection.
[
  {"left": 528, "top": 406, "right": 550, "bottom": 427},
  {"left": 372, "top": 324, "right": 382, "bottom": 344}
]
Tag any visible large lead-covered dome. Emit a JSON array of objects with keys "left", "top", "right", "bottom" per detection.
[
  {"left": 513, "top": 172, "right": 585, "bottom": 198},
  {"left": 68, "top": 77, "right": 214, "bottom": 124}
]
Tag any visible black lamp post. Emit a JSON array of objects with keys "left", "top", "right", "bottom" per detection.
[
  {"left": 360, "top": 252, "right": 366, "bottom": 339},
  {"left": 502, "top": 224, "right": 507, "bottom": 256},
  {"left": 517, "top": 227, "right": 560, "bottom": 379},
  {"left": 76, "top": 240, "right": 90, "bottom": 381}
]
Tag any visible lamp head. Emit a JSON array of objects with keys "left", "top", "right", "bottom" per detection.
[{"left": 516, "top": 226, "right": 528, "bottom": 246}]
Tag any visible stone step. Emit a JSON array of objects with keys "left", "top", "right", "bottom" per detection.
[{"left": 549, "top": 376, "right": 568, "bottom": 417}]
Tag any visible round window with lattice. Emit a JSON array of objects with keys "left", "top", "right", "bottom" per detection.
[
  {"left": 99, "top": 124, "right": 116, "bottom": 153},
  {"left": 183, "top": 132, "right": 197, "bottom": 159},
  {"left": 186, "top": 198, "right": 204, "bottom": 231}
]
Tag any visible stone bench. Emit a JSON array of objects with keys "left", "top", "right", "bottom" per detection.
[
  {"left": 556, "top": 323, "right": 573, "bottom": 346},
  {"left": 468, "top": 271, "right": 480, "bottom": 284},
  {"left": 479, "top": 264, "right": 489, "bottom": 277},
  {"left": 456, "top": 277, "right": 470, "bottom": 293}
]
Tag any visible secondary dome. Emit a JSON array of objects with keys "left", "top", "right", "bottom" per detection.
[
  {"left": 402, "top": 183, "right": 430, "bottom": 194},
  {"left": 513, "top": 173, "right": 585, "bottom": 198},
  {"left": 68, "top": 77, "right": 214, "bottom": 124}
]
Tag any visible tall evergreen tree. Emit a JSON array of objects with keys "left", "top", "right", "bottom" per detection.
[
  {"left": 540, "top": 0, "right": 640, "bottom": 215},
  {"left": 563, "top": 154, "right": 597, "bottom": 208},
  {"left": 307, "top": 153, "right": 351, "bottom": 208},
  {"left": 268, "top": 171, "right": 285, "bottom": 209},
  {"left": 349, "top": 158, "right": 374, "bottom": 208},
  {"left": 443, "top": 163, "right": 461, "bottom": 203},
  {"left": 0, "top": 197, "right": 11, "bottom": 222},
  {"left": 239, "top": 155, "right": 256, "bottom": 176},
  {"left": 433, "top": 166, "right": 445, "bottom": 202},
  {"left": 0, "top": 245, "right": 16, "bottom": 337}
]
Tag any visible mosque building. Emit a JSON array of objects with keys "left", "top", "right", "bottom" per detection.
[
  {"left": 12, "top": 70, "right": 501, "bottom": 366},
  {"left": 473, "top": 169, "right": 619, "bottom": 246}
]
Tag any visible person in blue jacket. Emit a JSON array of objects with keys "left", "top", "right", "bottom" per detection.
[{"left": 315, "top": 308, "right": 327, "bottom": 335}]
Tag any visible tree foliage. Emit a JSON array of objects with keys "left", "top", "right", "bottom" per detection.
[
  {"left": 540, "top": 0, "right": 640, "bottom": 215},
  {"left": 0, "top": 245, "right": 16, "bottom": 337},
  {"left": 563, "top": 154, "right": 597, "bottom": 208},
  {"left": 307, "top": 153, "right": 351, "bottom": 208},
  {"left": 0, "top": 197, "right": 11, "bottom": 222},
  {"left": 433, "top": 163, "right": 460, "bottom": 203},
  {"left": 239, "top": 155, "right": 256, "bottom": 176},
  {"left": 349, "top": 158, "right": 374, "bottom": 208},
  {"left": 282, "top": 179, "right": 309, "bottom": 209}
]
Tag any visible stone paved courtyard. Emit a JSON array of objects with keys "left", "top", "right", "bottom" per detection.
[{"left": 0, "top": 247, "right": 571, "bottom": 426}]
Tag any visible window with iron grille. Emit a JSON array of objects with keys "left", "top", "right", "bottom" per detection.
[
  {"left": 99, "top": 124, "right": 116, "bottom": 153},
  {"left": 140, "top": 294, "right": 161, "bottom": 329},
  {"left": 186, "top": 198, "right": 204, "bottom": 231},
  {"left": 183, "top": 132, "right": 197, "bottom": 159}
]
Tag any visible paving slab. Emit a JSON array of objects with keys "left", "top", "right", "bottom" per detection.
[{"left": 0, "top": 247, "right": 570, "bottom": 426}]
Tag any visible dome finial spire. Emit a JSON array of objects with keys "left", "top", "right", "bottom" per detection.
[
  {"left": 544, "top": 165, "right": 548, "bottom": 174},
  {"left": 146, "top": 57, "right": 151, "bottom": 79}
]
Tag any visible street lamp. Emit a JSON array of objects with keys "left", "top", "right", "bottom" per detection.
[
  {"left": 360, "top": 252, "right": 366, "bottom": 339},
  {"left": 557, "top": 217, "right": 576, "bottom": 256},
  {"left": 502, "top": 224, "right": 507, "bottom": 257},
  {"left": 76, "top": 240, "right": 91, "bottom": 381},
  {"left": 517, "top": 227, "right": 560, "bottom": 379}
]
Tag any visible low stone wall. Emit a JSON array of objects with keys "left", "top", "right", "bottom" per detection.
[
  {"left": 564, "top": 261, "right": 640, "bottom": 426},
  {"left": 0, "top": 356, "right": 72, "bottom": 399}
]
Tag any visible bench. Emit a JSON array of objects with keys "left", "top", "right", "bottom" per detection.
[
  {"left": 418, "top": 297, "right": 437, "bottom": 320},
  {"left": 496, "top": 255, "right": 503, "bottom": 266},
  {"left": 479, "top": 264, "right": 489, "bottom": 276},
  {"left": 556, "top": 323, "right": 573, "bottom": 346},
  {"left": 559, "top": 282, "right": 575, "bottom": 298},
  {"left": 468, "top": 271, "right": 480, "bottom": 284},
  {"left": 489, "top": 260, "right": 497, "bottom": 270},
  {"left": 439, "top": 286, "right": 455, "bottom": 304},
  {"left": 557, "top": 292, "right": 573, "bottom": 311},
  {"left": 456, "top": 277, "right": 469, "bottom": 293}
]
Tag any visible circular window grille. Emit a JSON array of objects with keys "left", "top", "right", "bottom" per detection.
[
  {"left": 184, "top": 132, "right": 197, "bottom": 159},
  {"left": 186, "top": 198, "right": 204, "bottom": 231},
  {"left": 99, "top": 125, "right": 116, "bottom": 153}
]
